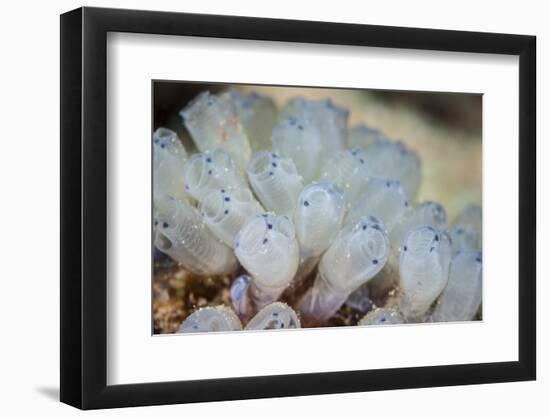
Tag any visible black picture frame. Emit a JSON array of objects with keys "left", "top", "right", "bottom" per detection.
[{"left": 60, "top": 6, "right": 536, "bottom": 410}]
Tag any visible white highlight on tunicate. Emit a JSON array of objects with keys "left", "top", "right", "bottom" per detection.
[
  {"left": 361, "top": 139, "right": 421, "bottom": 201},
  {"left": 453, "top": 204, "right": 482, "bottom": 249},
  {"left": 245, "top": 302, "right": 301, "bottom": 330},
  {"left": 272, "top": 117, "right": 324, "bottom": 184},
  {"left": 358, "top": 308, "right": 405, "bottom": 326},
  {"left": 298, "top": 216, "right": 390, "bottom": 323},
  {"left": 153, "top": 127, "right": 188, "bottom": 203},
  {"left": 432, "top": 250, "right": 482, "bottom": 322},
  {"left": 398, "top": 226, "right": 452, "bottom": 320},
  {"left": 235, "top": 214, "right": 299, "bottom": 309},
  {"left": 279, "top": 97, "right": 347, "bottom": 166},
  {"left": 200, "top": 187, "right": 263, "bottom": 247},
  {"left": 180, "top": 91, "right": 251, "bottom": 170},
  {"left": 247, "top": 151, "right": 303, "bottom": 217},
  {"left": 347, "top": 177, "right": 409, "bottom": 232},
  {"left": 320, "top": 148, "right": 369, "bottom": 207},
  {"left": 347, "top": 123, "right": 385, "bottom": 150},
  {"left": 183, "top": 149, "right": 246, "bottom": 202},
  {"left": 153, "top": 197, "right": 238, "bottom": 275},
  {"left": 177, "top": 306, "right": 242, "bottom": 333},
  {"left": 221, "top": 90, "right": 277, "bottom": 152}
]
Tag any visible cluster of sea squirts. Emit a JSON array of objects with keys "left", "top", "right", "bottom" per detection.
[{"left": 152, "top": 90, "right": 482, "bottom": 333}]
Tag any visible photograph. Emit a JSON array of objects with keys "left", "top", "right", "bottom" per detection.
[{"left": 152, "top": 82, "right": 483, "bottom": 334}]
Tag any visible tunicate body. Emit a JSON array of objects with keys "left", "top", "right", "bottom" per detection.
[
  {"left": 431, "top": 250, "right": 482, "bottom": 322},
  {"left": 398, "top": 226, "right": 452, "bottom": 320},
  {"left": 177, "top": 306, "right": 242, "bottom": 333},
  {"left": 153, "top": 197, "right": 238, "bottom": 275},
  {"left": 358, "top": 308, "right": 405, "bottom": 326},
  {"left": 298, "top": 216, "right": 390, "bottom": 322},
  {"left": 245, "top": 302, "right": 301, "bottom": 330},
  {"left": 183, "top": 149, "right": 246, "bottom": 203},
  {"left": 235, "top": 214, "right": 300, "bottom": 309},
  {"left": 153, "top": 127, "right": 188, "bottom": 203},
  {"left": 180, "top": 91, "right": 251, "bottom": 170},
  {"left": 247, "top": 151, "right": 303, "bottom": 217}
]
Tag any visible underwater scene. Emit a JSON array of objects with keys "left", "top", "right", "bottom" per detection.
[{"left": 152, "top": 82, "right": 482, "bottom": 334}]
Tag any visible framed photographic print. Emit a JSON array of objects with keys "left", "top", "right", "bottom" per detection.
[{"left": 60, "top": 6, "right": 536, "bottom": 410}]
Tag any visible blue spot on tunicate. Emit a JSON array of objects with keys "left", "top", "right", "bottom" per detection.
[
  {"left": 160, "top": 144, "right": 165, "bottom": 149},
  {"left": 154, "top": 139, "right": 159, "bottom": 144},
  {"left": 272, "top": 153, "right": 278, "bottom": 158},
  {"left": 273, "top": 312, "right": 278, "bottom": 317},
  {"left": 206, "top": 157, "right": 212, "bottom": 163},
  {"left": 386, "top": 181, "right": 391, "bottom": 187},
  {"left": 272, "top": 162, "right": 277, "bottom": 168},
  {"left": 263, "top": 238, "right": 268, "bottom": 244},
  {"left": 154, "top": 220, "right": 158, "bottom": 226},
  {"left": 476, "top": 256, "right": 482, "bottom": 263},
  {"left": 298, "top": 125, "right": 304, "bottom": 130},
  {"left": 405, "top": 201, "right": 409, "bottom": 207},
  {"left": 268, "top": 224, "right": 273, "bottom": 229},
  {"left": 224, "top": 209, "right": 229, "bottom": 215},
  {"left": 351, "top": 150, "right": 358, "bottom": 156},
  {"left": 403, "top": 245, "right": 407, "bottom": 251},
  {"left": 225, "top": 197, "right": 230, "bottom": 202},
  {"left": 162, "top": 222, "right": 169, "bottom": 228},
  {"left": 435, "top": 235, "right": 439, "bottom": 242},
  {"left": 380, "top": 317, "right": 386, "bottom": 322},
  {"left": 281, "top": 323, "right": 285, "bottom": 328},
  {"left": 362, "top": 225, "right": 367, "bottom": 230},
  {"left": 359, "top": 158, "right": 364, "bottom": 164},
  {"left": 304, "top": 201, "right": 309, "bottom": 207},
  {"left": 221, "top": 189, "right": 225, "bottom": 193},
  {"left": 208, "top": 170, "right": 212, "bottom": 175},
  {"left": 430, "top": 247, "right": 435, "bottom": 252},
  {"left": 372, "top": 259, "right": 378, "bottom": 264},
  {"left": 457, "top": 228, "right": 464, "bottom": 235},
  {"left": 269, "top": 171, "right": 274, "bottom": 176},
  {"left": 262, "top": 214, "right": 268, "bottom": 217},
  {"left": 236, "top": 241, "right": 239, "bottom": 247}
]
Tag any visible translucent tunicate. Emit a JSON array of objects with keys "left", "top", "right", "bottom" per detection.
[
  {"left": 153, "top": 197, "right": 238, "bottom": 275},
  {"left": 389, "top": 201, "right": 447, "bottom": 250},
  {"left": 235, "top": 214, "right": 300, "bottom": 309},
  {"left": 221, "top": 90, "right": 277, "bottom": 152},
  {"left": 180, "top": 91, "right": 251, "bottom": 170},
  {"left": 247, "top": 151, "right": 303, "bottom": 217},
  {"left": 448, "top": 225, "right": 478, "bottom": 256},
  {"left": 347, "top": 123, "right": 385, "bottom": 150},
  {"left": 370, "top": 201, "right": 447, "bottom": 298},
  {"left": 398, "top": 226, "right": 452, "bottom": 320},
  {"left": 153, "top": 127, "right": 188, "bottom": 203},
  {"left": 177, "top": 306, "right": 242, "bottom": 333},
  {"left": 453, "top": 204, "right": 482, "bottom": 249},
  {"left": 279, "top": 97, "right": 347, "bottom": 166},
  {"left": 199, "top": 187, "right": 263, "bottom": 247},
  {"left": 293, "top": 182, "right": 346, "bottom": 283},
  {"left": 245, "top": 302, "right": 301, "bottom": 330},
  {"left": 298, "top": 216, "right": 390, "bottom": 323},
  {"left": 432, "top": 250, "right": 482, "bottom": 322},
  {"left": 358, "top": 308, "right": 405, "bottom": 325},
  {"left": 319, "top": 148, "right": 370, "bottom": 207},
  {"left": 271, "top": 116, "right": 324, "bottom": 183},
  {"left": 361, "top": 139, "right": 421, "bottom": 201},
  {"left": 347, "top": 177, "right": 409, "bottom": 232},
  {"left": 183, "top": 149, "right": 246, "bottom": 203}
]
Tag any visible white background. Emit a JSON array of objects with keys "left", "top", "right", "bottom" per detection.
[
  {"left": 0, "top": 0, "right": 546, "bottom": 416},
  {"left": 108, "top": 33, "right": 518, "bottom": 384}
]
